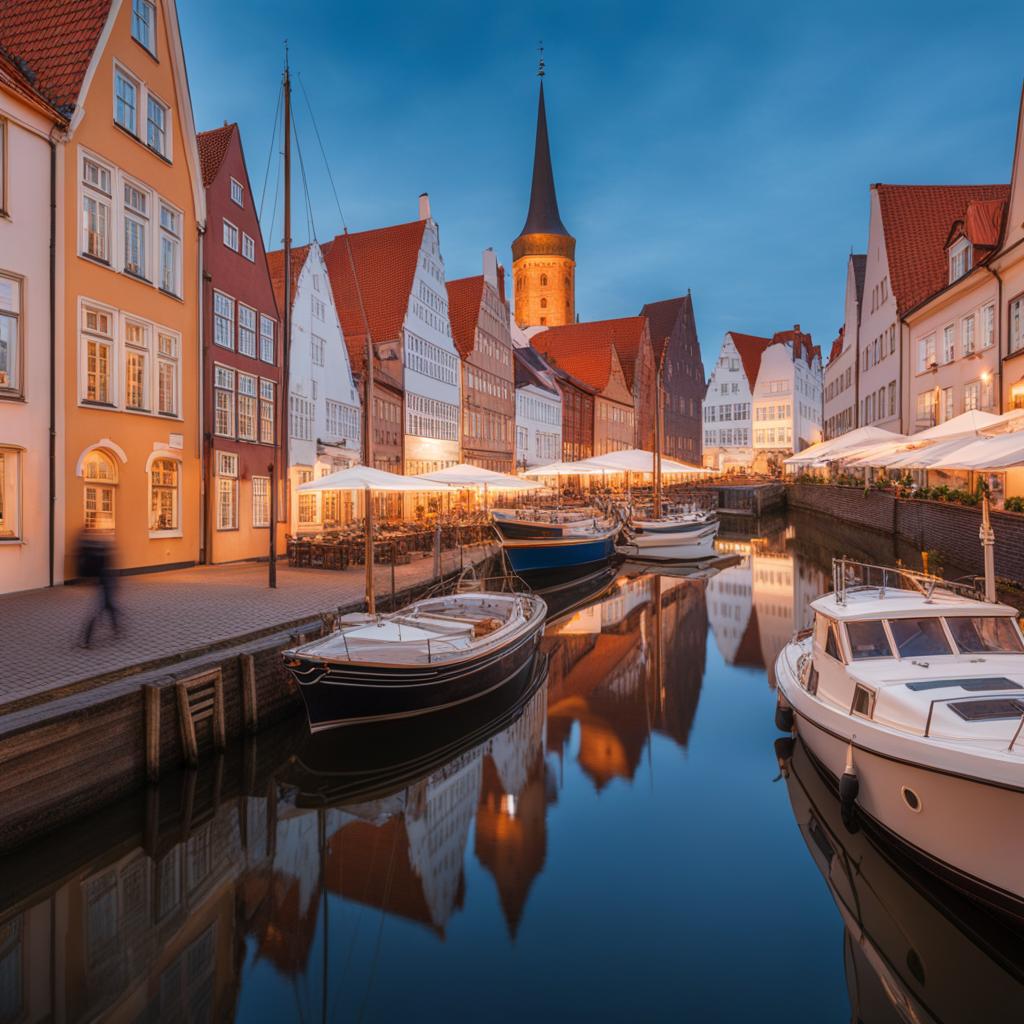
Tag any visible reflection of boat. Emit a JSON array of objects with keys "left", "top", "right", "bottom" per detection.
[
  {"left": 776, "top": 558, "right": 1024, "bottom": 918},
  {"left": 782, "top": 736, "right": 1024, "bottom": 1023},
  {"left": 616, "top": 520, "right": 719, "bottom": 562},
  {"left": 283, "top": 592, "right": 547, "bottom": 731},
  {"left": 531, "top": 564, "right": 619, "bottom": 621},
  {"left": 281, "top": 651, "right": 549, "bottom": 806}
]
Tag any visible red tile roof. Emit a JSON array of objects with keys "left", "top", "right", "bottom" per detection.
[
  {"left": 769, "top": 326, "right": 818, "bottom": 368},
  {"left": 826, "top": 327, "right": 844, "bottom": 366},
  {"left": 726, "top": 332, "right": 772, "bottom": 390},
  {"left": 0, "top": 48, "right": 66, "bottom": 119},
  {"left": 320, "top": 220, "right": 426, "bottom": 373},
  {"left": 446, "top": 275, "right": 484, "bottom": 359},
  {"left": 0, "top": 0, "right": 112, "bottom": 114},
  {"left": 266, "top": 244, "right": 310, "bottom": 316},
  {"left": 196, "top": 124, "right": 235, "bottom": 187},
  {"left": 640, "top": 295, "right": 691, "bottom": 362},
  {"left": 533, "top": 316, "right": 648, "bottom": 391},
  {"left": 963, "top": 198, "right": 1006, "bottom": 249},
  {"left": 874, "top": 184, "right": 1010, "bottom": 315}
]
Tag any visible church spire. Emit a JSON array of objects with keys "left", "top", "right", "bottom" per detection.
[{"left": 516, "top": 77, "right": 572, "bottom": 240}]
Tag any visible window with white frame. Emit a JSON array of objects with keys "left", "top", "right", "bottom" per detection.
[
  {"left": 241, "top": 233, "right": 255, "bottom": 261},
  {"left": 157, "top": 332, "right": 178, "bottom": 416},
  {"left": 311, "top": 296, "right": 326, "bottom": 321},
  {"left": 83, "top": 450, "right": 117, "bottom": 529},
  {"left": 982, "top": 375, "right": 995, "bottom": 409},
  {"left": 158, "top": 202, "right": 181, "bottom": 295},
  {"left": 962, "top": 314, "right": 976, "bottom": 356},
  {"left": 230, "top": 178, "right": 244, "bottom": 206},
  {"left": 942, "top": 386, "right": 954, "bottom": 421},
  {"left": 214, "top": 365, "right": 235, "bottom": 436},
  {"left": 0, "top": 448, "right": 20, "bottom": 538},
  {"left": 238, "top": 373, "right": 257, "bottom": 440},
  {"left": 149, "top": 457, "right": 179, "bottom": 532},
  {"left": 917, "top": 335, "right": 936, "bottom": 373},
  {"left": 983, "top": 304, "right": 995, "bottom": 349},
  {"left": 223, "top": 220, "right": 239, "bottom": 251},
  {"left": 259, "top": 315, "right": 274, "bottom": 363},
  {"left": 259, "top": 379, "right": 274, "bottom": 444},
  {"left": 238, "top": 305, "right": 257, "bottom": 358},
  {"left": 216, "top": 452, "right": 238, "bottom": 530},
  {"left": 0, "top": 274, "right": 21, "bottom": 394},
  {"left": 131, "top": 0, "right": 156, "bottom": 54},
  {"left": 123, "top": 181, "right": 150, "bottom": 278},
  {"left": 964, "top": 380, "right": 981, "bottom": 412},
  {"left": 82, "top": 305, "right": 114, "bottom": 404},
  {"left": 114, "top": 66, "right": 139, "bottom": 135},
  {"left": 289, "top": 394, "right": 313, "bottom": 440},
  {"left": 252, "top": 476, "right": 270, "bottom": 528},
  {"left": 124, "top": 320, "right": 149, "bottom": 410},
  {"left": 326, "top": 400, "right": 359, "bottom": 443},
  {"left": 942, "top": 324, "right": 955, "bottom": 364},
  {"left": 213, "top": 292, "right": 234, "bottom": 348},
  {"left": 146, "top": 94, "right": 168, "bottom": 157},
  {"left": 916, "top": 390, "right": 937, "bottom": 427},
  {"left": 949, "top": 239, "right": 971, "bottom": 282},
  {"left": 311, "top": 334, "right": 325, "bottom": 367},
  {"left": 1012, "top": 296, "right": 1024, "bottom": 354},
  {"left": 297, "top": 468, "right": 318, "bottom": 525},
  {"left": 82, "top": 156, "right": 112, "bottom": 262}
]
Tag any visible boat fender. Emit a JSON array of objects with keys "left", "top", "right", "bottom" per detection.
[
  {"left": 839, "top": 742, "right": 859, "bottom": 833},
  {"left": 774, "top": 736, "right": 795, "bottom": 775},
  {"left": 774, "top": 701, "right": 794, "bottom": 733}
]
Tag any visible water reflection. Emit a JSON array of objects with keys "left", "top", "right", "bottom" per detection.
[
  {"left": 2, "top": 515, "right": 1020, "bottom": 1022},
  {"left": 781, "top": 737, "right": 1024, "bottom": 1023}
]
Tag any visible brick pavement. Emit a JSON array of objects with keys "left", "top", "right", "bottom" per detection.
[{"left": 0, "top": 543, "right": 497, "bottom": 710}]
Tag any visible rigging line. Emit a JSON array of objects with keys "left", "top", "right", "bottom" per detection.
[
  {"left": 257, "top": 80, "right": 284, "bottom": 227},
  {"left": 296, "top": 72, "right": 374, "bottom": 351},
  {"left": 290, "top": 105, "right": 318, "bottom": 244},
  {"left": 268, "top": 145, "right": 282, "bottom": 252}
]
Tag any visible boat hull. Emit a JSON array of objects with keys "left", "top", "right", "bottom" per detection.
[
  {"left": 287, "top": 608, "right": 546, "bottom": 732},
  {"left": 776, "top": 646, "right": 1024, "bottom": 918},
  {"left": 630, "top": 515, "right": 715, "bottom": 534},
  {"left": 616, "top": 522, "right": 719, "bottom": 562},
  {"left": 501, "top": 531, "right": 618, "bottom": 575}
]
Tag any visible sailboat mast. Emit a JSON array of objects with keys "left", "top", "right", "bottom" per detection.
[
  {"left": 654, "top": 350, "right": 664, "bottom": 518},
  {"left": 364, "top": 277, "right": 376, "bottom": 616}
]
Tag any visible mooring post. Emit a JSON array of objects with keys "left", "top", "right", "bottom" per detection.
[
  {"left": 144, "top": 684, "right": 161, "bottom": 783},
  {"left": 240, "top": 653, "right": 259, "bottom": 734}
]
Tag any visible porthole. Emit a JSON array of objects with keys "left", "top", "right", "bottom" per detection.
[{"left": 901, "top": 785, "right": 922, "bottom": 812}]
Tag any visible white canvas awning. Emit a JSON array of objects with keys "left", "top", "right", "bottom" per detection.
[
  {"left": 584, "top": 448, "right": 712, "bottom": 475},
  {"left": 296, "top": 465, "right": 453, "bottom": 492},
  {"left": 880, "top": 437, "right": 978, "bottom": 470},
  {"left": 784, "top": 426, "right": 905, "bottom": 466},
  {"left": 520, "top": 460, "right": 610, "bottom": 476},
  {"left": 929, "top": 433, "right": 1024, "bottom": 470},
  {"left": 912, "top": 409, "right": 1002, "bottom": 441},
  {"left": 417, "top": 463, "right": 543, "bottom": 490}
]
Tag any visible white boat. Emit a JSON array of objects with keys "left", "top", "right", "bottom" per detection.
[
  {"left": 775, "top": 558, "right": 1024, "bottom": 918},
  {"left": 616, "top": 519, "right": 719, "bottom": 562},
  {"left": 630, "top": 506, "right": 717, "bottom": 534}
]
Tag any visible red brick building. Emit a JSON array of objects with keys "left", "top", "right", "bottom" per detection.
[
  {"left": 197, "top": 124, "right": 282, "bottom": 563},
  {"left": 640, "top": 294, "right": 706, "bottom": 462}
]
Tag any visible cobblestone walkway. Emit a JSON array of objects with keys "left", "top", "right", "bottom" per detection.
[{"left": 0, "top": 543, "right": 497, "bottom": 709}]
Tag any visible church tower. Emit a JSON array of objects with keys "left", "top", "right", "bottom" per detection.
[{"left": 512, "top": 61, "right": 575, "bottom": 328}]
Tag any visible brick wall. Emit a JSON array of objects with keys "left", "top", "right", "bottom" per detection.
[{"left": 789, "top": 484, "right": 1024, "bottom": 584}]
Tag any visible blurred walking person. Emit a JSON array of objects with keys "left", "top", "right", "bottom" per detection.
[{"left": 77, "top": 526, "right": 120, "bottom": 648}]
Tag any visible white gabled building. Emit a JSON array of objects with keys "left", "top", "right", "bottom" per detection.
[
  {"left": 702, "top": 332, "right": 766, "bottom": 471},
  {"left": 750, "top": 326, "right": 823, "bottom": 472},
  {"left": 512, "top": 335, "right": 562, "bottom": 468},
  {"left": 268, "top": 242, "right": 361, "bottom": 533}
]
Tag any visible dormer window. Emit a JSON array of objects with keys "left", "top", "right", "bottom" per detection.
[{"left": 949, "top": 238, "right": 972, "bottom": 282}]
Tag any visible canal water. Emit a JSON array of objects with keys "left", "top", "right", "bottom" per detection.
[{"left": 1, "top": 511, "right": 1021, "bottom": 1022}]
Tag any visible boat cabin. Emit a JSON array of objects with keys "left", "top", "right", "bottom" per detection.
[{"left": 802, "top": 570, "right": 1024, "bottom": 744}]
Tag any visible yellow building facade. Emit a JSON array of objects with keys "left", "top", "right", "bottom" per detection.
[{"left": 60, "top": 0, "right": 205, "bottom": 576}]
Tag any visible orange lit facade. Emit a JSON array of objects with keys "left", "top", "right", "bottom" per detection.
[{"left": 53, "top": 0, "right": 204, "bottom": 576}]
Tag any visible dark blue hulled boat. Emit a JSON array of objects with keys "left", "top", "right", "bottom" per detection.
[
  {"left": 491, "top": 507, "right": 606, "bottom": 540},
  {"left": 499, "top": 522, "right": 620, "bottom": 576}
]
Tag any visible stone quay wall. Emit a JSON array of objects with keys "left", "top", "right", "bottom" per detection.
[{"left": 788, "top": 483, "right": 1024, "bottom": 583}]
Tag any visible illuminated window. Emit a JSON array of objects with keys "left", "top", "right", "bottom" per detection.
[
  {"left": 149, "top": 457, "right": 179, "bottom": 532},
  {"left": 83, "top": 450, "right": 117, "bottom": 529}
]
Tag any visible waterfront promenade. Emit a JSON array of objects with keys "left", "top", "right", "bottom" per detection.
[{"left": 0, "top": 542, "right": 496, "bottom": 714}]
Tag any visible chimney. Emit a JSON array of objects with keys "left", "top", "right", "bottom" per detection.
[
  {"left": 483, "top": 247, "right": 499, "bottom": 287},
  {"left": 418, "top": 193, "right": 431, "bottom": 221}
]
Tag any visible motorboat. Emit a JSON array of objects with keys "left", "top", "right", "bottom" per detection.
[
  {"left": 491, "top": 506, "right": 614, "bottom": 540},
  {"left": 496, "top": 515, "right": 621, "bottom": 577},
  {"left": 283, "top": 591, "right": 547, "bottom": 731},
  {"left": 616, "top": 518, "right": 720, "bottom": 562},
  {"left": 775, "top": 557, "right": 1024, "bottom": 918},
  {"left": 629, "top": 504, "right": 717, "bottom": 535},
  {"left": 781, "top": 735, "right": 1024, "bottom": 1022}
]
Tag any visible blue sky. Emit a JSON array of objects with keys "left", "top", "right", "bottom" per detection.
[{"left": 180, "top": 0, "right": 1024, "bottom": 369}]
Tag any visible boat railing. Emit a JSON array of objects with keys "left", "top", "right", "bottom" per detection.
[{"left": 831, "top": 557, "right": 984, "bottom": 606}]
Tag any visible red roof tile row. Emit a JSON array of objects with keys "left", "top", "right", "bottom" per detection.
[
  {"left": 196, "top": 123, "right": 235, "bottom": 188},
  {"left": 446, "top": 275, "right": 484, "bottom": 359},
  {"left": 726, "top": 332, "right": 772, "bottom": 391},
  {"left": 531, "top": 316, "right": 648, "bottom": 392}
]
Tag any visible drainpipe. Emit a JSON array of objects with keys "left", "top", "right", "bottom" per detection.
[
  {"left": 986, "top": 265, "right": 1004, "bottom": 413},
  {"left": 47, "top": 135, "right": 57, "bottom": 587},
  {"left": 198, "top": 229, "right": 208, "bottom": 564}
]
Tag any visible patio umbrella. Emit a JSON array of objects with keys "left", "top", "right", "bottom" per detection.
[
  {"left": 417, "top": 462, "right": 542, "bottom": 509},
  {"left": 584, "top": 449, "right": 712, "bottom": 475},
  {"left": 929, "top": 432, "right": 1024, "bottom": 470},
  {"left": 881, "top": 437, "right": 978, "bottom": 470},
  {"left": 783, "top": 426, "right": 905, "bottom": 467},
  {"left": 520, "top": 460, "right": 609, "bottom": 476},
  {"left": 912, "top": 409, "right": 1002, "bottom": 441},
  {"left": 296, "top": 465, "right": 454, "bottom": 614}
]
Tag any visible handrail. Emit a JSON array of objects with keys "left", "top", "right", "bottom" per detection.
[
  {"left": 1009, "top": 712, "right": 1024, "bottom": 752},
  {"left": 832, "top": 557, "right": 984, "bottom": 606}
]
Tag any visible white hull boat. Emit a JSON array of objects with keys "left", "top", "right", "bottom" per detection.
[
  {"left": 630, "top": 507, "right": 717, "bottom": 534},
  {"left": 616, "top": 520, "right": 719, "bottom": 562},
  {"left": 775, "top": 559, "right": 1024, "bottom": 918}
]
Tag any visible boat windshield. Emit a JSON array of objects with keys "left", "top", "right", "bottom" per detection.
[
  {"left": 946, "top": 616, "right": 1024, "bottom": 655},
  {"left": 888, "top": 617, "right": 953, "bottom": 658},
  {"left": 846, "top": 620, "right": 892, "bottom": 660}
]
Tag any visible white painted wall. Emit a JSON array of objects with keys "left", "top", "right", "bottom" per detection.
[
  {"left": 752, "top": 341, "right": 822, "bottom": 454},
  {"left": 515, "top": 383, "right": 562, "bottom": 466},
  {"left": 702, "top": 334, "right": 753, "bottom": 468}
]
